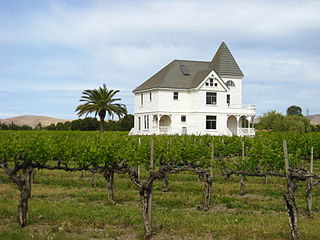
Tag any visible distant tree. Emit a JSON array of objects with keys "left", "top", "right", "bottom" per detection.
[
  {"left": 75, "top": 84, "right": 127, "bottom": 133},
  {"left": 255, "top": 111, "right": 286, "bottom": 131},
  {"left": 286, "top": 105, "right": 303, "bottom": 116},
  {"left": 20, "top": 125, "right": 32, "bottom": 130},
  {"left": 105, "top": 120, "right": 121, "bottom": 131},
  {"left": 119, "top": 114, "right": 134, "bottom": 131},
  {"left": 256, "top": 110, "right": 311, "bottom": 133},
  {"left": 45, "top": 123, "right": 56, "bottom": 131},
  {"left": 80, "top": 117, "right": 99, "bottom": 131},
  {"left": 71, "top": 119, "right": 82, "bottom": 131},
  {"left": 311, "top": 124, "right": 320, "bottom": 132},
  {"left": 56, "top": 122, "right": 68, "bottom": 131},
  {"left": 0, "top": 123, "right": 9, "bottom": 130},
  {"left": 286, "top": 115, "right": 311, "bottom": 133},
  {"left": 34, "top": 122, "right": 42, "bottom": 130}
]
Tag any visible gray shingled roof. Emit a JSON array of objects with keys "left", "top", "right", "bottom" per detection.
[
  {"left": 133, "top": 42, "right": 243, "bottom": 92},
  {"left": 210, "top": 42, "right": 244, "bottom": 77}
]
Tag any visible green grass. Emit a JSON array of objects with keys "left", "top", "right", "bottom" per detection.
[{"left": 1, "top": 166, "right": 320, "bottom": 240}]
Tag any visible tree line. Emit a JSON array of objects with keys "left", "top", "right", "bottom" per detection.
[
  {"left": 255, "top": 105, "right": 320, "bottom": 133},
  {"left": 0, "top": 115, "right": 134, "bottom": 131}
]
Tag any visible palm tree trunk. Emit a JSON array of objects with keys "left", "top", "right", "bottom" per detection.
[
  {"left": 98, "top": 110, "right": 106, "bottom": 133},
  {"left": 99, "top": 118, "right": 104, "bottom": 133}
]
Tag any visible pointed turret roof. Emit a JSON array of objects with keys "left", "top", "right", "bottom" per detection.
[{"left": 210, "top": 42, "right": 243, "bottom": 77}]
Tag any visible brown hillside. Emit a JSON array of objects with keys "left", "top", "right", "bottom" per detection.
[
  {"left": 0, "top": 115, "right": 73, "bottom": 128},
  {"left": 308, "top": 114, "right": 320, "bottom": 125}
]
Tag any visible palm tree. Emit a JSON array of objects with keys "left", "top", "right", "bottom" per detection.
[{"left": 75, "top": 84, "right": 127, "bottom": 133}]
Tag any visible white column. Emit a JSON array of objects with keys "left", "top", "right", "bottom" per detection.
[
  {"left": 247, "top": 116, "right": 251, "bottom": 135},
  {"left": 158, "top": 114, "right": 161, "bottom": 134},
  {"left": 236, "top": 115, "right": 240, "bottom": 136}
]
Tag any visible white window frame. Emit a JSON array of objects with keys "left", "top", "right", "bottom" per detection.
[
  {"left": 173, "top": 92, "right": 179, "bottom": 100},
  {"left": 206, "top": 92, "right": 217, "bottom": 105},
  {"left": 206, "top": 115, "right": 217, "bottom": 130}
]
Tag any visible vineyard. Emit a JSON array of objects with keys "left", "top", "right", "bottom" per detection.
[{"left": 1, "top": 131, "right": 320, "bottom": 239}]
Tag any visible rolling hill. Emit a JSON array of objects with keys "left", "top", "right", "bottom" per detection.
[{"left": 0, "top": 115, "right": 73, "bottom": 128}]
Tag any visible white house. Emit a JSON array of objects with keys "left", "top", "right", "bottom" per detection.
[{"left": 130, "top": 42, "right": 256, "bottom": 136}]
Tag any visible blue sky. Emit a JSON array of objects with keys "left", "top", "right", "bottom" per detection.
[{"left": 0, "top": 0, "right": 320, "bottom": 119}]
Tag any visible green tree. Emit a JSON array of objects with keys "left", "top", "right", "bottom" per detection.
[
  {"left": 75, "top": 84, "right": 127, "bottom": 133},
  {"left": 119, "top": 114, "right": 134, "bottom": 131},
  {"left": 256, "top": 110, "right": 311, "bottom": 133},
  {"left": 286, "top": 105, "right": 302, "bottom": 116}
]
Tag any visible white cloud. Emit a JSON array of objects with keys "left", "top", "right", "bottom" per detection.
[{"left": 1, "top": 0, "right": 320, "bottom": 117}]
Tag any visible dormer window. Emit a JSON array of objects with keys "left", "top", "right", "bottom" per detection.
[
  {"left": 226, "top": 80, "right": 235, "bottom": 87},
  {"left": 206, "top": 78, "right": 215, "bottom": 87}
]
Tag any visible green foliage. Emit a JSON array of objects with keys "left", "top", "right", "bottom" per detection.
[
  {"left": 1, "top": 131, "right": 319, "bottom": 174},
  {"left": 256, "top": 111, "right": 311, "bottom": 133},
  {"left": 0, "top": 122, "right": 32, "bottom": 131},
  {"left": 75, "top": 84, "right": 127, "bottom": 133},
  {"left": 286, "top": 105, "right": 303, "bottom": 116}
]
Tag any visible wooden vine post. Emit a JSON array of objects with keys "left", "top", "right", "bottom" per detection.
[
  {"left": 91, "top": 171, "right": 96, "bottom": 188},
  {"left": 240, "top": 140, "right": 246, "bottom": 195},
  {"left": 148, "top": 138, "right": 154, "bottom": 224},
  {"left": 306, "top": 147, "right": 313, "bottom": 217},
  {"left": 203, "top": 143, "right": 214, "bottom": 210},
  {"left": 283, "top": 140, "right": 299, "bottom": 240},
  {"left": 138, "top": 137, "right": 141, "bottom": 178},
  {"left": 162, "top": 139, "right": 170, "bottom": 192}
]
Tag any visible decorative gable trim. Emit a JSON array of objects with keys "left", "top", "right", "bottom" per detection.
[{"left": 195, "top": 70, "right": 229, "bottom": 92}]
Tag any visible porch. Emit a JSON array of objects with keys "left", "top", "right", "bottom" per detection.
[{"left": 226, "top": 115, "right": 255, "bottom": 137}]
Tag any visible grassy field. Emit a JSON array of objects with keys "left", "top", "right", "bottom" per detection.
[{"left": 1, "top": 166, "right": 320, "bottom": 240}]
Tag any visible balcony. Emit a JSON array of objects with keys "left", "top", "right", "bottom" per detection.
[{"left": 227, "top": 104, "right": 255, "bottom": 110}]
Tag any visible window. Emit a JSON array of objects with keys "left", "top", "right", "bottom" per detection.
[
  {"left": 226, "top": 80, "right": 235, "bottom": 87},
  {"left": 149, "top": 92, "right": 152, "bottom": 101},
  {"left": 206, "top": 78, "right": 216, "bottom": 87},
  {"left": 141, "top": 94, "right": 144, "bottom": 105},
  {"left": 206, "top": 92, "right": 217, "bottom": 105},
  {"left": 143, "top": 115, "right": 149, "bottom": 129},
  {"left": 180, "top": 65, "right": 190, "bottom": 75},
  {"left": 181, "top": 115, "right": 186, "bottom": 122},
  {"left": 173, "top": 92, "right": 179, "bottom": 100},
  {"left": 138, "top": 117, "right": 141, "bottom": 130},
  {"left": 206, "top": 115, "right": 217, "bottom": 130},
  {"left": 227, "top": 94, "right": 230, "bottom": 106}
]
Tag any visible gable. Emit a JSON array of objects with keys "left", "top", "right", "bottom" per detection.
[{"left": 196, "top": 70, "right": 229, "bottom": 92}]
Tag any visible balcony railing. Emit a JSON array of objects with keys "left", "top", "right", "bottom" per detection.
[{"left": 227, "top": 104, "right": 255, "bottom": 110}]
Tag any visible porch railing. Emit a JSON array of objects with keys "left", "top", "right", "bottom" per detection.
[
  {"left": 159, "top": 126, "right": 170, "bottom": 133},
  {"left": 238, "top": 128, "right": 255, "bottom": 136}
]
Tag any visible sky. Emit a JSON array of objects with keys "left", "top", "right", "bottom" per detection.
[{"left": 0, "top": 0, "right": 319, "bottom": 119}]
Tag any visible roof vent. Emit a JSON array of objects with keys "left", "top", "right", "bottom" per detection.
[{"left": 180, "top": 64, "right": 190, "bottom": 75}]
